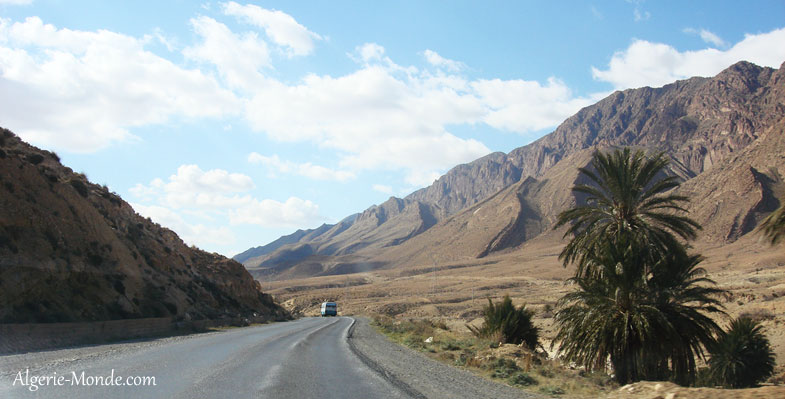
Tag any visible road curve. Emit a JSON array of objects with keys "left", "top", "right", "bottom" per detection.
[{"left": 1, "top": 317, "right": 412, "bottom": 399}]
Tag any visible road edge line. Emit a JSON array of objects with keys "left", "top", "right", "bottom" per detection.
[{"left": 346, "top": 317, "right": 427, "bottom": 399}]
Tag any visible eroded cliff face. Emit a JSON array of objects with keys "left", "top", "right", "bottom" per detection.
[
  {"left": 411, "top": 61, "right": 782, "bottom": 214},
  {"left": 0, "top": 129, "right": 288, "bottom": 323},
  {"left": 242, "top": 61, "right": 785, "bottom": 278}
]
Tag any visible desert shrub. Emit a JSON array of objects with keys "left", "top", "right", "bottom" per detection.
[
  {"left": 433, "top": 319, "right": 448, "bottom": 330},
  {"left": 454, "top": 350, "right": 476, "bottom": 367},
  {"left": 43, "top": 228, "right": 59, "bottom": 250},
  {"left": 541, "top": 303, "right": 554, "bottom": 318},
  {"left": 468, "top": 295, "right": 539, "bottom": 349},
  {"left": 376, "top": 317, "right": 437, "bottom": 337},
  {"left": 70, "top": 179, "right": 89, "bottom": 197},
  {"left": 537, "top": 366, "right": 555, "bottom": 378},
  {"left": 26, "top": 153, "right": 44, "bottom": 165},
  {"left": 486, "top": 329, "right": 504, "bottom": 348},
  {"left": 45, "top": 171, "right": 58, "bottom": 183},
  {"left": 0, "top": 233, "right": 12, "bottom": 250},
  {"left": 509, "top": 372, "right": 537, "bottom": 386},
  {"left": 87, "top": 252, "right": 103, "bottom": 266},
  {"left": 738, "top": 308, "right": 775, "bottom": 322},
  {"left": 708, "top": 317, "right": 776, "bottom": 388},
  {"left": 163, "top": 301, "right": 178, "bottom": 315},
  {"left": 113, "top": 278, "right": 126, "bottom": 295},
  {"left": 578, "top": 369, "right": 614, "bottom": 387},
  {"left": 538, "top": 385, "right": 564, "bottom": 395},
  {"left": 440, "top": 339, "right": 469, "bottom": 351},
  {"left": 488, "top": 358, "right": 519, "bottom": 379},
  {"left": 403, "top": 335, "right": 427, "bottom": 350}
]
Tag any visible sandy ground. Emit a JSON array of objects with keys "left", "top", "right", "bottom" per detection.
[
  {"left": 262, "top": 233, "right": 785, "bottom": 396},
  {"left": 606, "top": 381, "right": 785, "bottom": 399}
]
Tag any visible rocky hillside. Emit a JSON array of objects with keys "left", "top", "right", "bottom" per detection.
[
  {"left": 0, "top": 129, "right": 288, "bottom": 323},
  {"left": 240, "top": 60, "right": 785, "bottom": 278}
]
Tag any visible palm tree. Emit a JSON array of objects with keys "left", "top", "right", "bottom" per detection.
[
  {"left": 553, "top": 147, "right": 725, "bottom": 385},
  {"left": 646, "top": 249, "right": 726, "bottom": 385},
  {"left": 468, "top": 295, "right": 539, "bottom": 350},
  {"left": 553, "top": 239, "right": 724, "bottom": 385},
  {"left": 708, "top": 317, "right": 776, "bottom": 388},
  {"left": 554, "top": 147, "right": 701, "bottom": 278},
  {"left": 760, "top": 200, "right": 785, "bottom": 245}
]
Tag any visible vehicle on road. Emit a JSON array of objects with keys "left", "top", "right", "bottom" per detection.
[{"left": 321, "top": 301, "right": 337, "bottom": 316}]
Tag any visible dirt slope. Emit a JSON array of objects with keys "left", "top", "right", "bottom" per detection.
[{"left": 0, "top": 129, "right": 288, "bottom": 322}]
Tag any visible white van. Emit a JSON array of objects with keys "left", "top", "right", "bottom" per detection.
[{"left": 320, "top": 302, "right": 337, "bottom": 317}]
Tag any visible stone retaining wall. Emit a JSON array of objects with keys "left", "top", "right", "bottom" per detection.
[{"left": 0, "top": 315, "right": 274, "bottom": 354}]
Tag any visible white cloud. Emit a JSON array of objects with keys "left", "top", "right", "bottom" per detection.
[
  {"left": 592, "top": 27, "right": 785, "bottom": 89},
  {"left": 229, "top": 197, "right": 321, "bottom": 227},
  {"left": 355, "top": 42, "right": 386, "bottom": 63},
  {"left": 372, "top": 184, "right": 393, "bottom": 195},
  {"left": 241, "top": 42, "right": 600, "bottom": 188},
  {"left": 684, "top": 28, "right": 726, "bottom": 47},
  {"left": 129, "top": 179, "right": 163, "bottom": 200},
  {"left": 183, "top": 16, "right": 270, "bottom": 90},
  {"left": 222, "top": 1, "right": 322, "bottom": 56},
  {"left": 131, "top": 164, "right": 324, "bottom": 230},
  {"left": 698, "top": 29, "right": 726, "bottom": 48},
  {"left": 248, "top": 152, "right": 356, "bottom": 182},
  {"left": 243, "top": 61, "right": 491, "bottom": 188},
  {"left": 633, "top": 8, "right": 650, "bottom": 22},
  {"left": 165, "top": 166, "right": 253, "bottom": 210},
  {"left": 338, "top": 132, "right": 489, "bottom": 187},
  {"left": 0, "top": 0, "right": 32, "bottom": 5},
  {"left": 167, "top": 164, "right": 254, "bottom": 195},
  {"left": 151, "top": 27, "right": 177, "bottom": 51},
  {"left": 237, "top": 39, "right": 614, "bottom": 188},
  {"left": 472, "top": 77, "right": 599, "bottom": 133},
  {"left": 423, "top": 49, "right": 464, "bottom": 72},
  {"left": 131, "top": 203, "right": 237, "bottom": 248},
  {"left": 402, "top": 169, "right": 442, "bottom": 188},
  {"left": 132, "top": 164, "right": 254, "bottom": 209},
  {"left": 0, "top": 14, "right": 601, "bottom": 187},
  {"left": 0, "top": 17, "right": 239, "bottom": 153}
]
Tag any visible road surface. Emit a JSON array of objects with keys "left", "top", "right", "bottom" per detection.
[
  {"left": 1, "top": 317, "right": 537, "bottom": 398},
  {"left": 1, "top": 317, "right": 411, "bottom": 398}
]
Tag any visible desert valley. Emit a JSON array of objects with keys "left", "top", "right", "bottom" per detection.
[{"left": 2, "top": 2, "right": 785, "bottom": 397}]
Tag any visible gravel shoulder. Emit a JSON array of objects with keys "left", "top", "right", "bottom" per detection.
[{"left": 348, "top": 316, "right": 541, "bottom": 399}]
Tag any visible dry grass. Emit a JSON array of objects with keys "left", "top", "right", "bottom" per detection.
[{"left": 370, "top": 315, "right": 617, "bottom": 397}]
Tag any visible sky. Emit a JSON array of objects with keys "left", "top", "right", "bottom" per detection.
[{"left": 1, "top": 1, "right": 784, "bottom": 257}]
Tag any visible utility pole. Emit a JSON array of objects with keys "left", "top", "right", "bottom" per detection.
[{"left": 430, "top": 254, "right": 438, "bottom": 297}]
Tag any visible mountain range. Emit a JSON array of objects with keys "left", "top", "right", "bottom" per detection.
[{"left": 235, "top": 60, "right": 785, "bottom": 279}]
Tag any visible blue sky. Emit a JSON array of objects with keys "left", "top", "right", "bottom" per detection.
[{"left": 1, "top": 0, "right": 784, "bottom": 257}]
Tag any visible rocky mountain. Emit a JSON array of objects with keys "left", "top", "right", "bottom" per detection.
[
  {"left": 233, "top": 224, "right": 328, "bottom": 264},
  {"left": 240, "top": 60, "right": 785, "bottom": 278},
  {"left": 0, "top": 129, "right": 288, "bottom": 323}
]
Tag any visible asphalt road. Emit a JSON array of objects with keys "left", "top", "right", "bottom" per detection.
[{"left": 0, "top": 317, "right": 413, "bottom": 399}]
